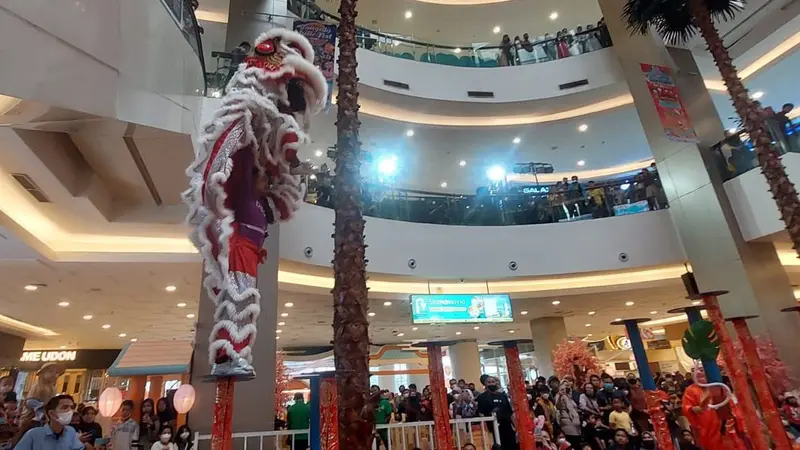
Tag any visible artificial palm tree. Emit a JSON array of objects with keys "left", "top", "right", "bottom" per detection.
[
  {"left": 331, "top": 0, "right": 373, "bottom": 448},
  {"left": 623, "top": 0, "right": 800, "bottom": 254}
]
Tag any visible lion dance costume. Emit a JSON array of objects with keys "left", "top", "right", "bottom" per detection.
[{"left": 183, "top": 29, "right": 327, "bottom": 377}]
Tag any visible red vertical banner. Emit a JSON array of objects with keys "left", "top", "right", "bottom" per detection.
[
  {"left": 702, "top": 295, "right": 768, "bottom": 450},
  {"left": 320, "top": 375, "right": 339, "bottom": 450},
  {"left": 211, "top": 378, "right": 235, "bottom": 450},
  {"left": 640, "top": 64, "right": 699, "bottom": 143},
  {"left": 504, "top": 343, "right": 535, "bottom": 450},
  {"left": 427, "top": 344, "right": 455, "bottom": 450},
  {"left": 731, "top": 319, "right": 792, "bottom": 450},
  {"left": 644, "top": 391, "right": 674, "bottom": 450}
]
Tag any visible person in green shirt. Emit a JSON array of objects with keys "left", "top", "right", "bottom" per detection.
[
  {"left": 286, "top": 393, "right": 310, "bottom": 450},
  {"left": 372, "top": 387, "right": 393, "bottom": 449}
]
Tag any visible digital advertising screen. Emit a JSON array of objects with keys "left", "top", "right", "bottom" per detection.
[{"left": 410, "top": 294, "right": 514, "bottom": 324}]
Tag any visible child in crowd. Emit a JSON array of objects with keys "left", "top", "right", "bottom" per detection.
[{"left": 608, "top": 399, "right": 633, "bottom": 435}]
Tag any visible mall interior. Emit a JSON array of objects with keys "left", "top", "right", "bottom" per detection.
[{"left": 1, "top": 0, "right": 800, "bottom": 449}]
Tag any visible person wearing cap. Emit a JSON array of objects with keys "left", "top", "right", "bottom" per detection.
[{"left": 19, "top": 362, "right": 66, "bottom": 430}]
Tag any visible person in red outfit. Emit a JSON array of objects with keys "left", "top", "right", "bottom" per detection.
[{"left": 681, "top": 372, "right": 747, "bottom": 450}]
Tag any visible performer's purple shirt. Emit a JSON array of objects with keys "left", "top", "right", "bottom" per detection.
[{"left": 228, "top": 149, "right": 269, "bottom": 248}]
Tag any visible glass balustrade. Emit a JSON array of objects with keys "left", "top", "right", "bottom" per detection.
[
  {"left": 712, "top": 118, "right": 800, "bottom": 181},
  {"left": 159, "top": 0, "right": 207, "bottom": 95}
]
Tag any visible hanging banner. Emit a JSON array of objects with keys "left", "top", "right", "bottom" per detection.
[
  {"left": 293, "top": 20, "right": 337, "bottom": 108},
  {"left": 641, "top": 64, "right": 699, "bottom": 143}
]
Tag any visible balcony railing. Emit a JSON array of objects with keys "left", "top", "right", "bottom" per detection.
[
  {"left": 712, "top": 117, "right": 800, "bottom": 181},
  {"left": 305, "top": 173, "right": 667, "bottom": 226},
  {"left": 159, "top": 0, "right": 207, "bottom": 95}
]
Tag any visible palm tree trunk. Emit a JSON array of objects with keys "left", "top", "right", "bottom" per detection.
[
  {"left": 688, "top": 0, "right": 800, "bottom": 255},
  {"left": 332, "top": 0, "right": 373, "bottom": 448}
]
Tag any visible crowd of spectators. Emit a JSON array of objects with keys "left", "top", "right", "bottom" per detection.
[{"left": 498, "top": 19, "right": 612, "bottom": 67}]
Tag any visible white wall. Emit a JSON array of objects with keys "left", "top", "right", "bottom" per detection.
[
  {"left": 723, "top": 153, "right": 800, "bottom": 240},
  {"left": 0, "top": 0, "right": 204, "bottom": 134},
  {"left": 280, "top": 204, "right": 685, "bottom": 278},
  {"left": 198, "top": 20, "right": 228, "bottom": 74},
  {"left": 353, "top": 47, "right": 624, "bottom": 103}
]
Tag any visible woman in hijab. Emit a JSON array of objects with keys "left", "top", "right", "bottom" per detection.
[
  {"left": 157, "top": 397, "right": 177, "bottom": 430},
  {"left": 140, "top": 398, "right": 160, "bottom": 450}
]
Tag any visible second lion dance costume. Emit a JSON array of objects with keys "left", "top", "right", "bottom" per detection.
[{"left": 183, "top": 29, "right": 327, "bottom": 377}]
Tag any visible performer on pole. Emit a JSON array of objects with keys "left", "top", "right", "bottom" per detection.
[{"left": 184, "top": 28, "right": 327, "bottom": 377}]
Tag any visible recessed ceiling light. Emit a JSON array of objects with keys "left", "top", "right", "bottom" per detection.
[
  {"left": 102, "top": 324, "right": 111, "bottom": 329},
  {"left": 691, "top": 300, "right": 702, "bottom": 306},
  {"left": 650, "top": 310, "right": 657, "bottom": 315},
  {"left": 459, "top": 160, "right": 467, "bottom": 167},
  {"left": 276, "top": 336, "right": 280, "bottom": 340},
  {"left": 456, "top": 331, "right": 462, "bottom": 335},
  {"left": 314, "top": 149, "right": 323, "bottom": 157},
  {"left": 397, "top": 333, "right": 405, "bottom": 337},
  {"left": 512, "top": 136, "right": 521, "bottom": 144},
  {"left": 492, "top": 26, "right": 501, "bottom": 34},
  {"left": 521, "top": 311, "right": 528, "bottom": 315},
  {"left": 60, "top": 345, "right": 66, "bottom": 349},
  {"left": 751, "top": 91, "right": 764, "bottom": 99},
  {"left": 625, "top": 301, "right": 635, "bottom": 306},
  {"left": 177, "top": 303, "right": 187, "bottom": 308},
  {"left": 278, "top": 321, "right": 286, "bottom": 326},
  {"left": 406, "top": 129, "right": 414, "bottom": 137},
  {"left": 24, "top": 284, "right": 39, "bottom": 291},
  {"left": 82, "top": 315, "right": 93, "bottom": 320},
  {"left": 383, "top": 301, "right": 392, "bottom": 306},
  {"left": 412, "top": 327, "right": 418, "bottom": 331},
  {"left": 187, "top": 313, "right": 196, "bottom": 318},
  {"left": 130, "top": 338, "right": 138, "bottom": 342},
  {"left": 118, "top": 333, "right": 127, "bottom": 338},
  {"left": 310, "top": 174, "right": 317, "bottom": 180},
  {"left": 285, "top": 302, "right": 294, "bottom": 307},
  {"left": 552, "top": 300, "right": 561, "bottom": 305},
  {"left": 454, "top": 48, "right": 462, "bottom": 54},
  {"left": 281, "top": 312, "right": 289, "bottom": 317},
  {"left": 509, "top": 330, "right": 515, "bottom": 334},
  {"left": 577, "top": 160, "right": 586, "bottom": 167},
  {"left": 587, "top": 333, "right": 593, "bottom": 337},
  {"left": 58, "top": 301, "right": 70, "bottom": 307},
  {"left": 473, "top": 326, "right": 480, "bottom": 330},
  {"left": 368, "top": 312, "right": 376, "bottom": 317},
  {"left": 549, "top": 11, "right": 558, "bottom": 20},
  {"left": 578, "top": 124, "right": 589, "bottom": 132},
  {"left": 588, "top": 311, "right": 595, "bottom": 315},
  {"left": 440, "top": 181, "right": 448, "bottom": 188},
  {"left": 404, "top": 10, "right": 412, "bottom": 19},
  {"left": 276, "top": 329, "right": 283, "bottom": 334},
  {"left": 585, "top": 323, "right": 591, "bottom": 327}
]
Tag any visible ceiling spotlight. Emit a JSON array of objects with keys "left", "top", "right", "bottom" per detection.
[
  {"left": 102, "top": 324, "right": 111, "bottom": 329},
  {"left": 285, "top": 302, "right": 294, "bottom": 307},
  {"left": 177, "top": 303, "right": 187, "bottom": 308},
  {"left": 187, "top": 313, "right": 196, "bottom": 318},
  {"left": 552, "top": 300, "right": 561, "bottom": 305},
  {"left": 378, "top": 157, "right": 398, "bottom": 176},
  {"left": 650, "top": 310, "right": 657, "bottom": 315},
  {"left": 578, "top": 124, "right": 589, "bottom": 132},
  {"left": 459, "top": 160, "right": 467, "bottom": 167},
  {"left": 276, "top": 329, "right": 283, "bottom": 334},
  {"left": 130, "top": 338, "right": 138, "bottom": 342},
  {"left": 278, "top": 321, "right": 286, "bottom": 326},
  {"left": 588, "top": 311, "right": 595, "bottom": 315},
  {"left": 487, "top": 165, "right": 506, "bottom": 182},
  {"left": 404, "top": 10, "right": 413, "bottom": 19},
  {"left": 368, "top": 312, "right": 376, "bottom": 317},
  {"left": 585, "top": 323, "right": 591, "bottom": 327},
  {"left": 587, "top": 333, "right": 593, "bottom": 337},
  {"left": 492, "top": 26, "right": 501, "bottom": 34},
  {"left": 118, "top": 333, "right": 127, "bottom": 338},
  {"left": 614, "top": 317, "right": 622, "bottom": 322},
  {"left": 24, "top": 284, "right": 39, "bottom": 292},
  {"left": 521, "top": 311, "right": 528, "bottom": 315},
  {"left": 509, "top": 330, "right": 515, "bottom": 334},
  {"left": 276, "top": 336, "right": 280, "bottom": 340},
  {"left": 314, "top": 149, "right": 323, "bottom": 157},
  {"left": 440, "top": 181, "right": 448, "bottom": 188},
  {"left": 281, "top": 312, "right": 289, "bottom": 317},
  {"left": 473, "top": 326, "right": 480, "bottom": 330},
  {"left": 82, "top": 315, "right": 93, "bottom": 320},
  {"left": 397, "top": 333, "right": 405, "bottom": 337},
  {"left": 406, "top": 129, "right": 415, "bottom": 137},
  {"left": 58, "top": 301, "right": 70, "bottom": 307},
  {"left": 412, "top": 327, "right": 419, "bottom": 331},
  {"left": 310, "top": 174, "right": 317, "bottom": 180},
  {"left": 165, "top": 285, "right": 177, "bottom": 292},
  {"left": 577, "top": 160, "right": 586, "bottom": 167},
  {"left": 512, "top": 136, "right": 521, "bottom": 144},
  {"left": 383, "top": 301, "right": 392, "bottom": 306},
  {"left": 454, "top": 48, "right": 462, "bottom": 54},
  {"left": 751, "top": 91, "right": 764, "bottom": 99},
  {"left": 691, "top": 300, "right": 702, "bottom": 306},
  {"left": 549, "top": 11, "right": 558, "bottom": 20},
  {"left": 60, "top": 345, "right": 67, "bottom": 349},
  {"left": 625, "top": 301, "right": 635, "bottom": 306},
  {"left": 456, "top": 331, "right": 462, "bottom": 335}
]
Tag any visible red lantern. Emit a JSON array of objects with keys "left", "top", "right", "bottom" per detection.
[
  {"left": 98, "top": 387, "right": 123, "bottom": 417},
  {"left": 173, "top": 384, "right": 196, "bottom": 414}
]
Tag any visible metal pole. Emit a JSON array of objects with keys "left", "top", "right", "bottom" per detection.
[
  {"left": 309, "top": 376, "right": 321, "bottom": 450},
  {"left": 684, "top": 307, "right": 722, "bottom": 382}
]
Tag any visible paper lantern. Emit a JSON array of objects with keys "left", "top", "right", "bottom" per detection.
[
  {"left": 173, "top": 384, "right": 196, "bottom": 414},
  {"left": 98, "top": 387, "right": 123, "bottom": 417}
]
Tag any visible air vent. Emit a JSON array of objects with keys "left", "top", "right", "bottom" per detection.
[
  {"left": 467, "top": 91, "right": 495, "bottom": 98},
  {"left": 559, "top": 79, "right": 589, "bottom": 90},
  {"left": 383, "top": 79, "right": 410, "bottom": 90},
  {"left": 11, "top": 173, "right": 50, "bottom": 203}
]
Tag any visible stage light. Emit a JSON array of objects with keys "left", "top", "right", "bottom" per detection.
[
  {"left": 487, "top": 165, "right": 506, "bottom": 182},
  {"left": 378, "top": 157, "right": 398, "bottom": 176}
]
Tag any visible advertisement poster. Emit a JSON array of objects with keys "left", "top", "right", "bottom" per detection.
[
  {"left": 641, "top": 63, "right": 699, "bottom": 143},
  {"left": 410, "top": 294, "right": 513, "bottom": 324},
  {"left": 293, "top": 20, "right": 336, "bottom": 107}
]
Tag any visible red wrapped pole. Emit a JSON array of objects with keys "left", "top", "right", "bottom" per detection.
[
  {"left": 211, "top": 378, "right": 235, "bottom": 450},
  {"left": 320, "top": 374, "right": 340, "bottom": 450},
  {"left": 730, "top": 318, "right": 792, "bottom": 450},
  {"left": 700, "top": 293, "right": 768, "bottom": 450},
  {"left": 427, "top": 343, "right": 455, "bottom": 450},
  {"left": 503, "top": 342, "right": 535, "bottom": 450}
]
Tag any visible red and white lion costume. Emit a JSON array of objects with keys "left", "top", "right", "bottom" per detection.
[{"left": 183, "top": 29, "right": 327, "bottom": 377}]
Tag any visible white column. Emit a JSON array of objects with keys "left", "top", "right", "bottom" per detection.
[
  {"left": 529, "top": 317, "right": 568, "bottom": 378},
  {"left": 449, "top": 341, "right": 483, "bottom": 385}
]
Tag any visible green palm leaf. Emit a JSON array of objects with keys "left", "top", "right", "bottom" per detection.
[
  {"left": 682, "top": 320, "right": 721, "bottom": 361},
  {"left": 622, "top": 0, "right": 744, "bottom": 44}
]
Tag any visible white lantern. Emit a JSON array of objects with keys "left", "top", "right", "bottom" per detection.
[
  {"left": 173, "top": 384, "right": 196, "bottom": 414},
  {"left": 98, "top": 387, "right": 123, "bottom": 417}
]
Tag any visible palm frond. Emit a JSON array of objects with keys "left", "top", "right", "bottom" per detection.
[{"left": 622, "top": 0, "right": 744, "bottom": 44}]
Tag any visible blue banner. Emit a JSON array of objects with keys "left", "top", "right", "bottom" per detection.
[
  {"left": 292, "top": 20, "right": 336, "bottom": 108},
  {"left": 410, "top": 294, "right": 513, "bottom": 324}
]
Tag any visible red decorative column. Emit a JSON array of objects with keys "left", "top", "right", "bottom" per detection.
[
  {"left": 495, "top": 340, "right": 535, "bottom": 450},
  {"left": 211, "top": 378, "right": 235, "bottom": 450},
  {"left": 320, "top": 373, "right": 339, "bottom": 450},
  {"left": 693, "top": 292, "right": 768, "bottom": 450},
  {"left": 416, "top": 341, "right": 454, "bottom": 450},
  {"left": 729, "top": 317, "right": 792, "bottom": 450}
]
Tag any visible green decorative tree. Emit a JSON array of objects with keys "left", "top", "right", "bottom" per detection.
[{"left": 623, "top": 0, "right": 800, "bottom": 254}]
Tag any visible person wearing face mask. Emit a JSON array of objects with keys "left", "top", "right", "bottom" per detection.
[
  {"left": 174, "top": 425, "right": 193, "bottom": 450},
  {"left": 476, "top": 376, "right": 516, "bottom": 449},
  {"left": 151, "top": 425, "right": 176, "bottom": 450},
  {"left": 639, "top": 431, "right": 656, "bottom": 450},
  {"left": 579, "top": 383, "right": 601, "bottom": 418},
  {"left": 535, "top": 385, "right": 556, "bottom": 436},
  {"left": 76, "top": 406, "right": 103, "bottom": 446},
  {"left": 111, "top": 400, "right": 139, "bottom": 450},
  {"left": 374, "top": 391, "right": 392, "bottom": 450},
  {"left": 555, "top": 382, "right": 581, "bottom": 449},
  {"left": 15, "top": 394, "right": 93, "bottom": 450}
]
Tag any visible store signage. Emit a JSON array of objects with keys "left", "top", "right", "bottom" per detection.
[
  {"left": 20, "top": 350, "right": 77, "bottom": 362},
  {"left": 410, "top": 294, "right": 513, "bottom": 324},
  {"left": 521, "top": 186, "right": 550, "bottom": 195},
  {"left": 615, "top": 336, "right": 632, "bottom": 351}
]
